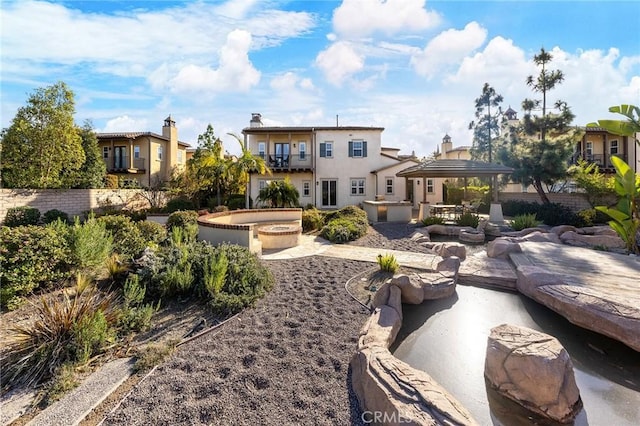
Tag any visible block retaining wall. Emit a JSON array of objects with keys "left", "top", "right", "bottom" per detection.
[
  {"left": 0, "top": 188, "right": 156, "bottom": 224},
  {"left": 498, "top": 192, "right": 598, "bottom": 212}
]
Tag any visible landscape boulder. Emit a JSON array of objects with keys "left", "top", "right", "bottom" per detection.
[
  {"left": 559, "top": 231, "right": 625, "bottom": 249},
  {"left": 485, "top": 324, "right": 582, "bottom": 423},
  {"left": 431, "top": 242, "right": 467, "bottom": 260},
  {"left": 486, "top": 238, "right": 522, "bottom": 259}
]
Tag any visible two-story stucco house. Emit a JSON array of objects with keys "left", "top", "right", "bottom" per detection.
[
  {"left": 573, "top": 127, "right": 639, "bottom": 174},
  {"left": 242, "top": 113, "right": 419, "bottom": 209},
  {"left": 96, "top": 116, "right": 191, "bottom": 187}
]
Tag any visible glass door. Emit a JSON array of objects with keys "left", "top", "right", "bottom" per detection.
[
  {"left": 274, "top": 143, "right": 290, "bottom": 167},
  {"left": 114, "top": 146, "right": 127, "bottom": 169},
  {"left": 321, "top": 180, "right": 337, "bottom": 207}
]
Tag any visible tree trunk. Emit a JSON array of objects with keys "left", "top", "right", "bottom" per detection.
[{"left": 533, "top": 177, "right": 550, "bottom": 204}]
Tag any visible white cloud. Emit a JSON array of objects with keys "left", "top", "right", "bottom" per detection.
[
  {"left": 315, "top": 41, "right": 365, "bottom": 86},
  {"left": 168, "top": 30, "right": 261, "bottom": 93},
  {"left": 332, "top": 0, "right": 440, "bottom": 38},
  {"left": 411, "top": 21, "right": 488, "bottom": 78},
  {"left": 100, "top": 115, "right": 149, "bottom": 133}
]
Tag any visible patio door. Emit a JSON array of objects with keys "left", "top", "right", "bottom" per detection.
[
  {"left": 274, "top": 143, "right": 289, "bottom": 167},
  {"left": 321, "top": 180, "right": 337, "bottom": 207},
  {"left": 114, "top": 146, "right": 127, "bottom": 169}
]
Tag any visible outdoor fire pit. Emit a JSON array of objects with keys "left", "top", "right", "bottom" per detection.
[{"left": 257, "top": 224, "right": 302, "bottom": 249}]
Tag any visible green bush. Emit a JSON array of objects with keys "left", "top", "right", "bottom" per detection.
[
  {"left": 164, "top": 197, "right": 196, "bottom": 213},
  {"left": 97, "top": 215, "right": 148, "bottom": 260},
  {"left": 43, "top": 209, "right": 70, "bottom": 224},
  {"left": 456, "top": 212, "right": 480, "bottom": 228},
  {"left": 118, "top": 274, "right": 156, "bottom": 333},
  {"left": 320, "top": 205, "right": 368, "bottom": 243},
  {"left": 0, "top": 225, "right": 70, "bottom": 308},
  {"left": 215, "top": 244, "right": 274, "bottom": 298},
  {"left": 4, "top": 206, "right": 41, "bottom": 227},
  {"left": 511, "top": 213, "right": 541, "bottom": 231},
  {"left": 501, "top": 200, "right": 539, "bottom": 217},
  {"left": 421, "top": 216, "right": 445, "bottom": 226},
  {"left": 377, "top": 253, "right": 399, "bottom": 273},
  {"left": 136, "top": 220, "right": 168, "bottom": 245},
  {"left": 166, "top": 210, "right": 199, "bottom": 242},
  {"left": 68, "top": 216, "right": 113, "bottom": 274},
  {"left": 203, "top": 252, "right": 228, "bottom": 297},
  {"left": 536, "top": 203, "right": 581, "bottom": 227},
  {"left": 105, "top": 174, "right": 119, "bottom": 189},
  {"left": 302, "top": 208, "right": 323, "bottom": 232},
  {"left": 226, "top": 194, "right": 249, "bottom": 210}
]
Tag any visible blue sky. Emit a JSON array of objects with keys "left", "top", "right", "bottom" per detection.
[{"left": 1, "top": 0, "right": 639, "bottom": 157}]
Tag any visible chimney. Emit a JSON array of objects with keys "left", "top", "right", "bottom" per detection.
[
  {"left": 162, "top": 115, "right": 178, "bottom": 176},
  {"left": 250, "top": 113, "right": 263, "bottom": 128},
  {"left": 441, "top": 134, "right": 453, "bottom": 158}
]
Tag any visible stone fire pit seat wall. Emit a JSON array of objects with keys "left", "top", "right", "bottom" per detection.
[{"left": 197, "top": 208, "right": 302, "bottom": 254}]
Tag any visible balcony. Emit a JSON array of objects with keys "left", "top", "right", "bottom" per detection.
[
  {"left": 572, "top": 153, "right": 627, "bottom": 170},
  {"left": 102, "top": 156, "right": 146, "bottom": 173},
  {"left": 257, "top": 154, "right": 313, "bottom": 171}
]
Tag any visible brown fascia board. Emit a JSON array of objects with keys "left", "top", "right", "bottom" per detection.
[
  {"left": 97, "top": 132, "right": 191, "bottom": 147},
  {"left": 242, "top": 126, "right": 385, "bottom": 134}
]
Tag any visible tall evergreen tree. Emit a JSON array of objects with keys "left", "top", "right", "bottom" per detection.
[
  {"left": 72, "top": 121, "right": 106, "bottom": 188},
  {"left": 469, "top": 83, "right": 504, "bottom": 162},
  {"left": 495, "top": 48, "right": 582, "bottom": 204},
  {"left": 1, "top": 82, "right": 84, "bottom": 188}
]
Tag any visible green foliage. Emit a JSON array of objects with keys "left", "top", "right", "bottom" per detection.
[
  {"left": 377, "top": 253, "right": 399, "bottom": 273},
  {"left": 118, "top": 274, "right": 156, "bottom": 333},
  {"left": 226, "top": 194, "right": 249, "bottom": 210},
  {"left": 105, "top": 174, "right": 119, "bottom": 189},
  {"left": 97, "top": 215, "right": 147, "bottom": 260},
  {"left": 596, "top": 156, "right": 640, "bottom": 253},
  {"left": 165, "top": 197, "right": 196, "bottom": 213},
  {"left": 4, "top": 206, "right": 41, "bottom": 227},
  {"left": 320, "top": 205, "right": 368, "bottom": 243},
  {"left": 511, "top": 213, "right": 541, "bottom": 231},
  {"left": 166, "top": 210, "right": 199, "bottom": 231},
  {"left": 469, "top": 83, "right": 504, "bottom": 162},
  {"left": 576, "top": 208, "right": 611, "bottom": 227},
  {"left": 0, "top": 225, "right": 69, "bottom": 308},
  {"left": 43, "top": 209, "right": 70, "bottom": 224},
  {"left": 501, "top": 200, "right": 582, "bottom": 227},
  {"left": 136, "top": 220, "right": 168, "bottom": 245},
  {"left": 568, "top": 160, "right": 615, "bottom": 207},
  {"left": 68, "top": 216, "right": 113, "bottom": 274},
  {"left": 73, "top": 121, "right": 106, "bottom": 188},
  {"left": 588, "top": 104, "right": 640, "bottom": 138},
  {"left": 257, "top": 177, "right": 300, "bottom": 208},
  {"left": 203, "top": 252, "right": 228, "bottom": 298},
  {"left": 42, "top": 364, "right": 79, "bottom": 405},
  {"left": 302, "top": 208, "right": 323, "bottom": 232},
  {"left": 421, "top": 216, "right": 445, "bottom": 226},
  {"left": 456, "top": 212, "right": 480, "bottom": 227},
  {"left": 2, "top": 281, "right": 119, "bottom": 389},
  {"left": 1, "top": 82, "right": 85, "bottom": 188}
]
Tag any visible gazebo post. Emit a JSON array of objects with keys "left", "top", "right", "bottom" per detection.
[{"left": 463, "top": 177, "right": 468, "bottom": 200}]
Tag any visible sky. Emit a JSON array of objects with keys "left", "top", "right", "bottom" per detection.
[{"left": 1, "top": 0, "right": 639, "bottom": 158}]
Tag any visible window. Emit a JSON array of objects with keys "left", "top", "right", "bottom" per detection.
[
  {"left": 351, "top": 178, "right": 365, "bottom": 196},
  {"left": 134, "top": 146, "right": 140, "bottom": 159},
  {"left": 157, "top": 145, "right": 163, "bottom": 160},
  {"left": 302, "top": 181, "right": 310, "bottom": 197},
  {"left": 427, "top": 179, "right": 434, "bottom": 193},
  {"left": 586, "top": 141, "right": 593, "bottom": 156},
  {"left": 259, "top": 180, "right": 267, "bottom": 190},
  {"left": 103, "top": 147, "right": 109, "bottom": 159},
  {"left": 299, "top": 142, "right": 306, "bottom": 160},
  {"left": 320, "top": 142, "right": 333, "bottom": 158},
  {"left": 349, "top": 140, "right": 367, "bottom": 158},
  {"left": 177, "top": 150, "right": 183, "bottom": 163},
  {"left": 610, "top": 140, "right": 618, "bottom": 155},
  {"left": 385, "top": 178, "right": 394, "bottom": 195},
  {"left": 258, "top": 142, "right": 265, "bottom": 159}
]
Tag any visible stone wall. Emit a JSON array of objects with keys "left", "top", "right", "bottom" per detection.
[
  {"left": 498, "top": 192, "right": 595, "bottom": 212},
  {"left": 0, "top": 188, "right": 157, "bottom": 223}
]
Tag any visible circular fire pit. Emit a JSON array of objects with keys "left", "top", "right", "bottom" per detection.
[{"left": 257, "top": 224, "right": 302, "bottom": 249}]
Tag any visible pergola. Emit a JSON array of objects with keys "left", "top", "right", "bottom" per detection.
[{"left": 396, "top": 159, "right": 514, "bottom": 203}]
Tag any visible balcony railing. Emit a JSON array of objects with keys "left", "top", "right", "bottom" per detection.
[
  {"left": 102, "top": 156, "right": 146, "bottom": 172},
  {"left": 257, "top": 154, "right": 312, "bottom": 169},
  {"left": 571, "top": 153, "right": 627, "bottom": 169}
]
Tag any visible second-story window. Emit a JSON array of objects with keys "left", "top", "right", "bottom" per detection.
[
  {"left": 299, "top": 142, "right": 306, "bottom": 160},
  {"left": 302, "top": 181, "right": 310, "bottom": 197},
  {"left": 385, "top": 178, "right": 394, "bottom": 194},
  {"left": 586, "top": 141, "right": 593, "bottom": 157},
  {"left": 103, "top": 147, "right": 109, "bottom": 159},
  {"left": 349, "top": 140, "right": 367, "bottom": 157},
  {"left": 258, "top": 142, "right": 265, "bottom": 159},
  {"left": 320, "top": 142, "right": 333, "bottom": 158},
  {"left": 177, "top": 150, "right": 183, "bottom": 163},
  {"left": 134, "top": 146, "right": 140, "bottom": 159},
  {"left": 157, "top": 145, "right": 163, "bottom": 161},
  {"left": 427, "top": 179, "right": 434, "bottom": 193},
  {"left": 610, "top": 140, "right": 618, "bottom": 155}
]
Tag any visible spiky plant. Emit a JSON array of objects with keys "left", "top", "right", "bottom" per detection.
[{"left": 377, "top": 253, "right": 399, "bottom": 273}]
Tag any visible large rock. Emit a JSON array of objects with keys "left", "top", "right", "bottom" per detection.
[
  {"left": 550, "top": 225, "right": 577, "bottom": 236},
  {"left": 358, "top": 305, "right": 402, "bottom": 350},
  {"left": 390, "top": 274, "right": 424, "bottom": 305},
  {"left": 419, "top": 274, "right": 456, "bottom": 300},
  {"left": 351, "top": 347, "right": 478, "bottom": 426},
  {"left": 431, "top": 242, "right": 467, "bottom": 260},
  {"left": 519, "top": 231, "right": 561, "bottom": 244},
  {"left": 459, "top": 229, "right": 485, "bottom": 243},
  {"left": 436, "top": 256, "right": 461, "bottom": 281},
  {"left": 559, "top": 230, "right": 625, "bottom": 249},
  {"left": 486, "top": 238, "right": 522, "bottom": 259},
  {"left": 485, "top": 324, "right": 582, "bottom": 423}
]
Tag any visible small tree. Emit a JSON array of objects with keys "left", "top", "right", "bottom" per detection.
[
  {"left": 1, "top": 82, "right": 85, "bottom": 188},
  {"left": 568, "top": 160, "right": 615, "bottom": 207},
  {"left": 227, "top": 133, "right": 271, "bottom": 209},
  {"left": 257, "top": 178, "right": 299, "bottom": 208},
  {"left": 495, "top": 48, "right": 582, "bottom": 204},
  {"left": 469, "top": 83, "right": 504, "bottom": 162}
]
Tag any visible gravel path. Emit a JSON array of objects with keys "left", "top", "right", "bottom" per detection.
[{"left": 102, "top": 224, "right": 424, "bottom": 425}]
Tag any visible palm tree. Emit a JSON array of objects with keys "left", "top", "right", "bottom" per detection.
[
  {"left": 257, "top": 178, "right": 299, "bottom": 208},
  {"left": 227, "top": 132, "right": 271, "bottom": 208}
]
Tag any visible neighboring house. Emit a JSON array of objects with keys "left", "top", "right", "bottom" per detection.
[
  {"left": 434, "top": 134, "right": 471, "bottom": 161},
  {"left": 242, "top": 113, "right": 419, "bottom": 209},
  {"left": 572, "top": 127, "right": 639, "bottom": 173},
  {"left": 97, "top": 116, "right": 191, "bottom": 187}
]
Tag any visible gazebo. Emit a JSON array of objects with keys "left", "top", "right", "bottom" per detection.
[{"left": 396, "top": 158, "right": 514, "bottom": 221}]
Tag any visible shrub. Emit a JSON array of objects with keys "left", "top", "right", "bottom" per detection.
[
  {"left": 164, "top": 197, "right": 196, "bottom": 213},
  {"left": 377, "top": 253, "right": 399, "bottom": 273},
  {"left": 68, "top": 216, "right": 113, "bottom": 274},
  {"left": 511, "top": 213, "right": 541, "bottom": 231},
  {"left": 4, "top": 206, "right": 41, "bottom": 227},
  {"left": 501, "top": 200, "right": 539, "bottom": 217},
  {"left": 118, "top": 274, "right": 156, "bottom": 333},
  {"left": 456, "top": 212, "right": 480, "bottom": 228},
  {"left": 302, "top": 208, "right": 323, "bottom": 232},
  {"left": 536, "top": 203, "right": 581, "bottom": 227},
  {"left": 203, "top": 252, "right": 228, "bottom": 298},
  {"left": 43, "top": 209, "right": 70, "bottom": 224},
  {"left": 105, "top": 174, "right": 119, "bottom": 189},
  {"left": 97, "top": 215, "right": 147, "bottom": 260},
  {"left": 2, "top": 280, "right": 119, "bottom": 389},
  {"left": 320, "top": 205, "right": 368, "bottom": 243},
  {"left": 166, "top": 210, "right": 199, "bottom": 242},
  {"left": 226, "top": 194, "right": 249, "bottom": 210},
  {"left": 0, "top": 225, "right": 70, "bottom": 308},
  {"left": 421, "top": 216, "right": 445, "bottom": 226},
  {"left": 136, "top": 220, "right": 168, "bottom": 245}
]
